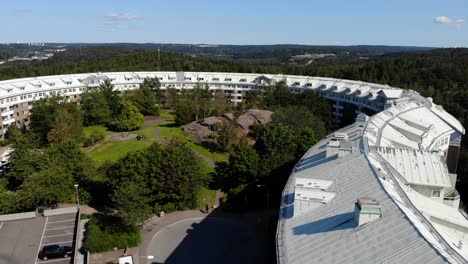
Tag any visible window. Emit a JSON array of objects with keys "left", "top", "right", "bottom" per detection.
[
  {"left": 239, "top": 79, "right": 247, "bottom": 82},
  {"left": 224, "top": 78, "right": 232, "bottom": 82},
  {"left": 293, "top": 82, "right": 300, "bottom": 86},
  {"left": 432, "top": 190, "right": 441, "bottom": 197},
  {"left": 197, "top": 78, "right": 204, "bottom": 81},
  {"left": 212, "top": 78, "right": 219, "bottom": 81},
  {"left": 306, "top": 83, "right": 312, "bottom": 87},
  {"left": 184, "top": 77, "right": 192, "bottom": 81}
]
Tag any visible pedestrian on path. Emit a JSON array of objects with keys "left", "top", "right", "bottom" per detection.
[{"left": 205, "top": 203, "right": 209, "bottom": 214}]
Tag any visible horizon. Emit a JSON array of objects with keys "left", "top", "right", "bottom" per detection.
[
  {"left": 0, "top": 42, "right": 455, "bottom": 49},
  {"left": 1, "top": 0, "right": 467, "bottom": 47}
]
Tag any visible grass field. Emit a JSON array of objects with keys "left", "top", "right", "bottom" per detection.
[
  {"left": 196, "top": 187, "right": 218, "bottom": 209},
  {"left": 158, "top": 121, "right": 228, "bottom": 163},
  {"left": 83, "top": 113, "right": 228, "bottom": 168}
]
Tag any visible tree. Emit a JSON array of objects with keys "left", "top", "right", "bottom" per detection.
[
  {"left": 254, "top": 123, "right": 298, "bottom": 177},
  {"left": 142, "top": 77, "right": 163, "bottom": 99},
  {"left": 217, "top": 121, "right": 239, "bottom": 152},
  {"left": 263, "top": 80, "right": 292, "bottom": 108},
  {"left": 213, "top": 90, "right": 229, "bottom": 114},
  {"left": 164, "top": 88, "right": 180, "bottom": 109},
  {"left": 98, "top": 79, "right": 121, "bottom": 116},
  {"left": 174, "top": 102, "right": 194, "bottom": 125},
  {"left": 106, "top": 139, "right": 208, "bottom": 217},
  {"left": 4, "top": 125, "right": 21, "bottom": 141},
  {"left": 6, "top": 132, "right": 44, "bottom": 188},
  {"left": 17, "top": 164, "right": 74, "bottom": 209},
  {"left": 111, "top": 101, "right": 144, "bottom": 131},
  {"left": 147, "top": 140, "right": 208, "bottom": 210},
  {"left": 81, "top": 89, "right": 112, "bottom": 126},
  {"left": 29, "top": 95, "right": 62, "bottom": 145},
  {"left": 111, "top": 179, "right": 152, "bottom": 227},
  {"left": 48, "top": 103, "right": 83, "bottom": 145},
  {"left": 272, "top": 105, "right": 326, "bottom": 138},
  {"left": 123, "top": 87, "right": 159, "bottom": 116},
  {"left": 221, "top": 143, "right": 259, "bottom": 191}
]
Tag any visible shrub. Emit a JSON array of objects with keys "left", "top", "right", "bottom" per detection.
[
  {"left": 83, "top": 129, "right": 105, "bottom": 147},
  {"left": 83, "top": 215, "right": 141, "bottom": 253}
]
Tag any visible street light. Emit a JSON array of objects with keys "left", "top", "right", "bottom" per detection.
[{"left": 74, "top": 184, "right": 80, "bottom": 210}]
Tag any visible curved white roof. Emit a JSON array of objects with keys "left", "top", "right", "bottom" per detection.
[{"left": 0, "top": 71, "right": 466, "bottom": 263}]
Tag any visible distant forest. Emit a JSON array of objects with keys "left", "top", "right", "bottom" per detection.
[{"left": 0, "top": 46, "right": 467, "bottom": 206}]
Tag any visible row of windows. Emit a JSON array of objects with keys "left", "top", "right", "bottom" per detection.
[{"left": 0, "top": 88, "right": 85, "bottom": 105}]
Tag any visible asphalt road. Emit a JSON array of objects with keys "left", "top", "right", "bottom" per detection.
[{"left": 147, "top": 217, "right": 264, "bottom": 264}]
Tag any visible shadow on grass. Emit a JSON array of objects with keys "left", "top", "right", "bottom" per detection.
[
  {"left": 159, "top": 122, "right": 180, "bottom": 128},
  {"left": 199, "top": 141, "right": 221, "bottom": 152}
]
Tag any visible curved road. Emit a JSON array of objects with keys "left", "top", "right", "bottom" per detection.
[{"left": 146, "top": 217, "right": 263, "bottom": 264}]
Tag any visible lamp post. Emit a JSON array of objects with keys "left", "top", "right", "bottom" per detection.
[{"left": 74, "top": 184, "right": 80, "bottom": 210}]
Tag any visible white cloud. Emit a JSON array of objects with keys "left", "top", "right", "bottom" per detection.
[
  {"left": 434, "top": 16, "right": 466, "bottom": 30},
  {"left": 434, "top": 16, "right": 452, "bottom": 24},
  {"left": 103, "top": 13, "right": 144, "bottom": 32},
  {"left": 104, "top": 13, "right": 144, "bottom": 22},
  {"left": 15, "top": 8, "right": 32, "bottom": 13}
]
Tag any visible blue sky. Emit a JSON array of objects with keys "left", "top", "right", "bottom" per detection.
[{"left": 1, "top": 0, "right": 467, "bottom": 47}]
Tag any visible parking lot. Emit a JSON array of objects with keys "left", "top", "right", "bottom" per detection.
[
  {"left": 0, "top": 213, "right": 77, "bottom": 264},
  {"left": 36, "top": 213, "right": 77, "bottom": 264}
]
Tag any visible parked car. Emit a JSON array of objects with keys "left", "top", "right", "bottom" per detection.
[{"left": 38, "top": 245, "right": 73, "bottom": 260}]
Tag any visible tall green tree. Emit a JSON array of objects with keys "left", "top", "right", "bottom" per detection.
[
  {"left": 17, "top": 164, "right": 75, "bottom": 209},
  {"left": 98, "top": 79, "right": 121, "bottom": 116},
  {"left": 111, "top": 101, "right": 144, "bottom": 131},
  {"left": 81, "top": 89, "right": 112, "bottom": 126},
  {"left": 29, "top": 95, "right": 62, "bottom": 145},
  {"left": 111, "top": 179, "right": 152, "bottom": 227},
  {"left": 48, "top": 103, "right": 83, "bottom": 145}
]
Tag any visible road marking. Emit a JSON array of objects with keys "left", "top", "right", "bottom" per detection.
[
  {"left": 45, "top": 226, "right": 74, "bottom": 230},
  {"left": 48, "top": 219, "right": 75, "bottom": 224},
  {"left": 0, "top": 222, "right": 3, "bottom": 230},
  {"left": 43, "top": 240, "right": 73, "bottom": 246},
  {"left": 150, "top": 217, "right": 204, "bottom": 242},
  {"left": 44, "top": 233, "right": 74, "bottom": 238},
  {"left": 36, "top": 258, "right": 71, "bottom": 263},
  {"left": 35, "top": 217, "right": 49, "bottom": 264}
]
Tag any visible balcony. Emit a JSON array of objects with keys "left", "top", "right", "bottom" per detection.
[
  {"left": 1, "top": 110, "right": 14, "bottom": 117},
  {"left": 333, "top": 103, "right": 344, "bottom": 110},
  {"left": 333, "top": 111, "right": 344, "bottom": 117}
]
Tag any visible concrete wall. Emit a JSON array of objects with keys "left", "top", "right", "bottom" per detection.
[
  {"left": 0, "top": 211, "right": 36, "bottom": 221},
  {"left": 44, "top": 206, "right": 78, "bottom": 216}
]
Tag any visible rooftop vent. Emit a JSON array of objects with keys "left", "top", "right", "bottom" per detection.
[
  {"left": 356, "top": 113, "right": 369, "bottom": 128},
  {"left": 333, "top": 132, "right": 349, "bottom": 141},
  {"left": 354, "top": 198, "right": 382, "bottom": 227},
  {"left": 326, "top": 136, "right": 353, "bottom": 158}
]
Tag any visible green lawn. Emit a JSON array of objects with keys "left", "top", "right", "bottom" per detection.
[
  {"left": 158, "top": 121, "right": 229, "bottom": 163},
  {"left": 83, "top": 125, "right": 114, "bottom": 138},
  {"left": 83, "top": 125, "right": 157, "bottom": 164},
  {"left": 159, "top": 109, "right": 176, "bottom": 119},
  {"left": 83, "top": 115, "right": 228, "bottom": 167},
  {"left": 196, "top": 187, "right": 218, "bottom": 209}
]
